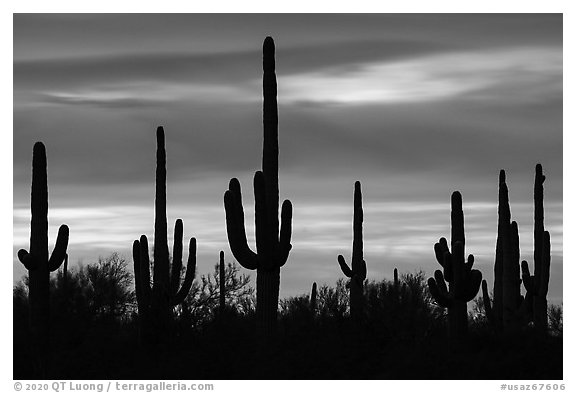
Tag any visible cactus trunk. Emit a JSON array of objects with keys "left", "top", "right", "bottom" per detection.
[
  {"left": 521, "top": 164, "right": 551, "bottom": 334},
  {"left": 449, "top": 299, "right": 468, "bottom": 338},
  {"left": 428, "top": 192, "right": 482, "bottom": 340},
  {"left": 28, "top": 143, "right": 50, "bottom": 371},
  {"left": 224, "top": 37, "right": 293, "bottom": 333},
  {"left": 532, "top": 164, "right": 548, "bottom": 332},
  {"left": 337, "top": 181, "right": 367, "bottom": 324},
  {"left": 18, "top": 142, "right": 69, "bottom": 376},
  {"left": 256, "top": 268, "right": 281, "bottom": 332},
  {"left": 219, "top": 251, "right": 225, "bottom": 312},
  {"left": 133, "top": 127, "right": 197, "bottom": 347}
]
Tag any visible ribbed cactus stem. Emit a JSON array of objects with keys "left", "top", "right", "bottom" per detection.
[
  {"left": 219, "top": 251, "right": 225, "bottom": 311},
  {"left": 256, "top": 268, "right": 280, "bottom": 332},
  {"left": 133, "top": 127, "right": 197, "bottom": 346},
  {"left": 152, "top": 127, "right": 170, "bottom": 329},
  {"left": 17, "top": 141, "right": 69, "bottom": 375},
  {"left": 263, "top": 36, "right": 279, "bottom": 245},
  {"left": 428, "top": 191, "right": 482, "bottom": 340},
  {"left": 521, "top": 164, "right": 550, "bottom": 333},
  {"left": 338, "top": 181, "right": 367, "bottom": 323},
  {"left": 224, "top": 37, "right": 293, "bottom": 332},
  {"left": 493, "top": 170, "right": 508, "bottom": 328}
]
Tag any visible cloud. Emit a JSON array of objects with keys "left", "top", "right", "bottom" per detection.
[
  {"left": 279, "top": 47, "right": 561, "bottom": 105},
  {"left": 12, "top": 14, "right": 563, "bottom": 300}
]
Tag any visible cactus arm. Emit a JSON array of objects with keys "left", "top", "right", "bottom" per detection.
[
  {"left": 224, "top": 179, "right": 258, "bottom": 270},
  {"left": 435, "top": 238, "right": 452, "bottom": 282},
  {"left": 170, "top": 219, "right": 184, "bottom": 296},
  {"left": 464, "top": 269, "right": 482, "bottom": 302},
  {"left": 278, "top": 199, "right": 293, "bottom": 267},
  {"left": 48, "top": 224, "right": 69, "bottom": 272},
  {"left": 18, "top": 249, "right": 38, "bottom": 270},
  {"left": 133, "top": 239, "right": 145, "bottom": 311},
  {"left": 139, "top": 235, "right": 152, "bottom": 305},
  {"left": 521, "top": 260, "right": 533, "bottom": 293},
  {"left": 337, "top": 255, "right": 353, "bottom": 278},
  {"left": 171, "top": 237, "right": 196, "bottom": 306},
  {"left": 428, "top": 273, "right": 451, "bottom": 308},
  {"left": 464, "top": 254, "right": 475, "bottom": 273}
]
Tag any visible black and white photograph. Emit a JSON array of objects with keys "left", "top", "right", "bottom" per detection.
[{"left": 11, "top": 12, "right": 564, "bottom": 382}]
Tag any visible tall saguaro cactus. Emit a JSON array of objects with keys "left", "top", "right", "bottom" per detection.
[
  {"left": 17, "top": 142, "right": 69, "bottom": 373},
  {"left": 337, "top": 181, "right": 367, "bottom": 323},
  {"left": 482, "top": 170, "right": 530, "bottom": 331},
  {"left": 133, "top": 127, "right": 196, "bottom": 344},
  {"left": 521, "top": 164, "right": 551, "bottom": 332},
  {"left": 428, "top": 192, "right": 482, "bottom": 339},
  {"left": 224, "top": 37, "right": 293, "bottom": 332}
]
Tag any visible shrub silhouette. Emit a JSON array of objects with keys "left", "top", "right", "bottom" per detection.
[
  {"left": 224, "top": 36, "right": 293, "bottom": 333},
  {"left": 83, "top": 253, "right": 136, "bottom": 321},
  {"left": 548, "top": 304, "right": 562, "bottom": 336},
  {"left": 316, "top": 278, "right": 349, "bottom": 322},
  {"left": 180, "top": 259, "right": 254, "bottom": 328}
]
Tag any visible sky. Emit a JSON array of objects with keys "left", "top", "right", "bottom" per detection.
[{"left": 13, "top": 14, "right": 563, "bottom": 303}]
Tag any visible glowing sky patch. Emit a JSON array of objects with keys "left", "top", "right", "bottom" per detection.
[{"left": 279, "top": 48, "right": 561, "bottom": 105}]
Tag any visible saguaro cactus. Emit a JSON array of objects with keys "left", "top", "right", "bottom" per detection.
[
  {"left": 482, "top": 170, "right": 530, "bottom": 331},
  {"left": 224, "top": 37, "right": 293, "bottom": 332},
  {"left": 337, "top": 181, "right": 367, "bottom": 323},
  {"left": 310, "top": 282, "right": 317, "bottom": 314},
  {"left": 133, "top": 127, "right": 196, "bottom": 344},
  {"left": 17, "top": 142, "right": 69, "bottom": 372},
  {"left": 521, "top": 164, "right": 551, "bottom": 332},
  {"left": 428, "top": 191, "right": 482, "bottom": 339}
]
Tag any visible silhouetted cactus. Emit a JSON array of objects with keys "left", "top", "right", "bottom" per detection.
[
  {"left": 482, "top": 170, "right": 530, "bottom": 331},
  {"left": 428, "top": 192, "right": 482, "bottom": 339},
  {"left": 219, "top": 251, "right": 225, "bottom": 312},
  {"left": 522, "top": 164, "right": 551, "bottom": 332},
  {"left": 224, "top": 37, "right": 293, "bottom": 332},
  {"left": 310, "top": 282, "right": 317, "bottom": 314},
  {"left": 338, "top": 181, "right": 367, "bottom": 323},
  {"left": 17, "top": 141, "right": 69, "bottom": 374},
  {"left": 133, "top": 127, "right": 196, "bottom": 345}
]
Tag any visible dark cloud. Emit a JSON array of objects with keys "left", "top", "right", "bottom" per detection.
[{"left": 14, "top": 14, "right": 561, "bottom": 61}]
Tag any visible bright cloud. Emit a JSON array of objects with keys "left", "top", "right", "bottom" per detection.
[{"left": 278, "top": 47, "right": 561, "bottom": 105}]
